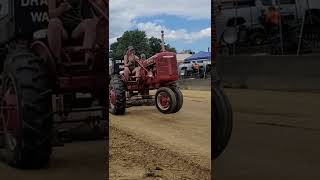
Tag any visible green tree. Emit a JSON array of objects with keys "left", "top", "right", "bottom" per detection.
[
  {"left": 110, "top": 30, "right": 150, "bottom": 60},
  {"left": 148, "top": 37, "right": 177, "bottom": 55},
  {"left": 110, "top": 30, "right": 177, "bottom": 60},
  {"left": 148, "top": 37, "right": 162, "bottom": 55},
  {"left": 164, "top": 44, "right": 177, "bottom": 53}
]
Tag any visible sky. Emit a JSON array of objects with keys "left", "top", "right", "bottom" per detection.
[{"left": 109, "top": 0, "right": 211, "bottom": 53}]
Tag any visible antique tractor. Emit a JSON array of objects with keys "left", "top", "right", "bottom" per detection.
[
  {"left": 109, "top": 31, "right": 183, "bottom": 115},
  {"left": 0, "top": 0, "right": 107, "bottom": 168}
]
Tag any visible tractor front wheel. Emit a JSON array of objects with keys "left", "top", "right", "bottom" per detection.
[
  {"left": 0, "top": 50, "right": 53, "bottom": 168},
  {"left": 155, "top": 87, "right": 177, "bottom": 114},
  {"left": 169, "top": 85, "right": 183, "bottom": 113},
  {"left": 109, "top": 76, "right": 126, "bottom": 115}
]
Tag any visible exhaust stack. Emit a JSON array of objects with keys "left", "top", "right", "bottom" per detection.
[{"left": 161, "top": 30, "right": 166, "bottom": 52}]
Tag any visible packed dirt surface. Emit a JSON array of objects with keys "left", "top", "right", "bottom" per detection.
[
  {"left": 214, "top": 89, "right": 320, "bottom": 180},
  {"left": 0, "top": 140, "right": 107, "bottom": 180},
  {"left": 109, "top": 90, "right": 211, "bottom": 180}
]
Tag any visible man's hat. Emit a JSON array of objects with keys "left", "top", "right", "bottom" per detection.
[{"left": 127, "top": 46, "right": 134, "bottom": 51}]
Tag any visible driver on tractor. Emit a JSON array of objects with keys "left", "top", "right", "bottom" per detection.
[
  {"left": 123, "top": 46, "right": 141, "bottom": 80},
  {"left": 48, "top": 0, "right": 106, "bottom": 65}
]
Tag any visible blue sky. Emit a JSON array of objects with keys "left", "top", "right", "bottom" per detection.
[{"left": 109, "top": 0, "right": 211, "bottom": 53}]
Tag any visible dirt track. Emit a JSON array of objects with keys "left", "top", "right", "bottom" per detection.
[
  {"left": 214, "top": 89, "right": 320, "bottom": 180},
  {"left": 0, "top": 140, "right": 107, "bottom": 180},
  {"left": 0, "top": 90, "right": 211, "bottom": 180},
  {"left": 109, "top": 90, "right": 211, "bottom": 180}
]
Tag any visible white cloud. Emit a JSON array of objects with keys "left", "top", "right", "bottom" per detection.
[
  {"left": 109, "top": 0, "right": 211, "bottom": 43},
  {"left": 136, "top": 22, "right": 211, "bottom": 43}
]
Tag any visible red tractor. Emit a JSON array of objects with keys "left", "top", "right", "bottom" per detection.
[
  {"left": 0, "top": 1, "right": 107, "bottom": 168},
  {"left": 109, "top": 31, "right": 183, "bottom": 115}
]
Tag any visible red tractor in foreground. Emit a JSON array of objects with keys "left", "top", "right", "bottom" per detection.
[
  {"left": 109, "top": 31, "right": 183, "bottom": 115},
  {"left": 0, "top": 1, "right": 107, "bottom": 168}
]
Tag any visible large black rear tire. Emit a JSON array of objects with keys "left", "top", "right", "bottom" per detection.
[
  {"left": 109, "top": 75, "right": 126, "bottom": 115},
  {"left": 213, "top": 86, "right": 233, "bottom": 159},
  {"left": 0, "top": 50, "right": 53, "bottom": 168}
]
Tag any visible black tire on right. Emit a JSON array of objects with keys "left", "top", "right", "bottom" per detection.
[
  {"left": 213, "top": 86, "right": 233, "bottom": 159},
  {"left": 109, "top": 75, "right": 126, "bottom": 115}
]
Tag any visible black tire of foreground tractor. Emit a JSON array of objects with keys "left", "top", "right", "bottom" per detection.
[
  {"left": 109, "top": 75, "right": 126, "bottom": 115},
  {"left": 169, "top": 86, "right": 183, "bottom": 113},
  {"left": 1, "top": 50, "right": 53, "bottom": 169},
  {"left": 155, "top": 87, "right": 177, "bottom": 114},
  {"left": 213, "top": 86, "right": 233, "bottom": 159}
]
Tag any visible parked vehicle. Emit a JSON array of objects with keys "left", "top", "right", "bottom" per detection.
[{"left": 178, "top": 60, "right": 210, "bottom": 79}]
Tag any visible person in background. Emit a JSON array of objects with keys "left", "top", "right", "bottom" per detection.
[
  {"left": 265, "top": 6, "right": 280, "bottom": 33},
  {"left": 192, "top": 62, "right": 200, "bottom": 79},
  {"left": 140, "top": 53, "right": 146, "bottom": 60}
]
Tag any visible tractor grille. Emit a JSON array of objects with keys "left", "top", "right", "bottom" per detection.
[{"left": 157, "top": 56, "right": 178, "bottom": 76}]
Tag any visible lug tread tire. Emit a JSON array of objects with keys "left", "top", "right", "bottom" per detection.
[
  {"left": 109, "top": 75, "right": 126, "bottom": 115},
  {"left": 1, "top": 50, "right": 52, "bottom": 169}
]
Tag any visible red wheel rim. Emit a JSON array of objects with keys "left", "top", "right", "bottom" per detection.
[
  {"left": 157, "top": 92, "right": 170, "bottom": 111},
  {"left": 1, "top": 79, "right": 19, "bottom": 150}
]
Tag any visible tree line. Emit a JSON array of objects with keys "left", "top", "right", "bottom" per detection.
[{"left": 110, "top": 30, "right": 176, "bottom": 60}]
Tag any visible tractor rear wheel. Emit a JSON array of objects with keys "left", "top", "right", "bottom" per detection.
[
  {"left": 213, "top": 86, "right": 233, "bottom": 159},
  {"left": 0, "top": 50, "right": 53, "bottom": 168},
  {"left": 155, "top": 87, "right": 177, "bottom": 114},
  {"left": 109, "top": 75, "right": 126, "bottom": 115},
  {"left": 169, "top": 85, "right": 183, "bottom": 113}
]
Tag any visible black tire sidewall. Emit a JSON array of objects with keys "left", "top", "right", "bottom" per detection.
[
  {"left": 169, "top": 86, "right": 183, "bottom": 113},
  {"left": 1, "top": 72, "right": 23, "bottom": 166},
  {"left": 213, "top": 87, "right": 233, "bottom": 159}
]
